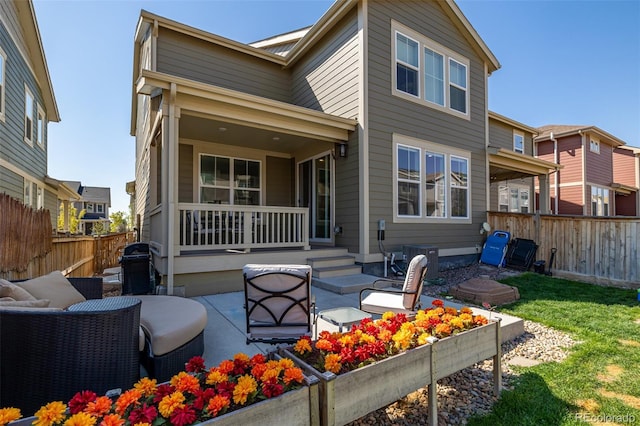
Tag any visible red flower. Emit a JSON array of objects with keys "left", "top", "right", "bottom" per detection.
[
  {"left": 170, "top": 405, "right": 197, "bottom": 426},
  {"left": 432, "top": 299, "right": 444, "bottom": 308},
  {"left": 192, "top": 388, "right": 215, "bottom": 411},
  {"left": 354, "top": 345, "right": 372, "bottom": 362},
  {"left": 68, "top": 390, "right": 97, "bottom": 414},
  {"left": 216, "top": 382, "right": 235, "bottom": 399},
  {"left": 249, "top": 353, "right": 266, "bottom": 366},
  {"left": 185, "top": 356, "right": 206, "bottom": 373},
  {"left": 128, "top": 402, "right": 157, "bottom": 424},
  {"left": 262, "top": 382, "right": 284, "bottom": 398},
  {"left": 339, "top": 347, "right": 356, "bottom": 364},
  {"left": 152, "top": 384, "right": 175, "bottom": 404},
  {"left": 232, "top": 358, "right": 250, "bottom": 375}
]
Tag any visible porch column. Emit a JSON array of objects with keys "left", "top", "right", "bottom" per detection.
[
  {"left": 537, "top": 174, "right": 550, "bottom": 214},
  {"left": 165, "top": 83, "right": 180, "bottom": 296}
]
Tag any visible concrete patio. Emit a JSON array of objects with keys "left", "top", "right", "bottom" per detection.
[{"left": 192, "top": 281, "right": 524, "bottom": 367}]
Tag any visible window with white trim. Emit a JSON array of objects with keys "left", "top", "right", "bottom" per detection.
[
  {"left": 590, "top": 138, "right": 600, "bottom": 153},
  {"left": 23, "top": 180, "right": 42, "bottom": 208},
  {"left": 24, "top": 86, "right": 34, "bottom": 145},
  {"left": 513, "top": 131, "right": 524, "bottom": 154},
  {"left": 36, "top": 104, "right": 45, "bottom": 148},
  {"left": 86, "top": 203, "right": 93, "bottom": 213},
  {"left": 24, "top": 180, "right": 31, "bottom": 206},
  {"left": 199, "top": 154, "right": 261, "bottom": 205},
  {"left": 395, "top": 135, "right": 470, "bottom": 221},
  {"left": 0, "top": 47, "right": 6, "bottom": 121},
  {"left": 97, "top": 204, "right": 104, "bottom": 214},
  {"left": 591, "top": 186, "right": 609, "bottom": 216},
  {"left": 499, "top": 184, "right": 529, "bottom": 213},
  {"left": 393, "top": 23, "right": 470, "bottom": 118}
]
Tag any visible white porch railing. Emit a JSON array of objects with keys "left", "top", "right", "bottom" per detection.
[{"left": 178, "top": 203, "right": 309, "bottom": 252}]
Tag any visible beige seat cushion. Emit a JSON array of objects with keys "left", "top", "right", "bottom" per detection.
[
  {"left": 0, "top": 306, "right": 63, "bottom": 312},
  {"left": 136, "top": 295, "right": 207, "bottom": 357},
  {"left": 0, "top": 299, "right": 50, "bottom": 308},
  {"left": 15, "top": 271, "right": 86, "bottom": 309},
  {"left": 402, "top": 255, "right": 428, "bottom": 309},
  {"left": 0, "top": 279, "right": 37, "bottom": 301}
]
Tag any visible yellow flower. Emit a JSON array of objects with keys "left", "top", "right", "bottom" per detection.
[
  {"left": 206, "top": 369, "right": 229, "bottom": 385},
  {"left": 34, "top": 401, "right": 67, "bottom": 426},
  {"left": 381, "top": 312, "right": 395, "bottom": 321},
  {"left": 63, "top": 412, "right": 96, "bottom": 426},
  {"left": 392, "top": 328, "right": 413, "bottom": 351},
  {"left": 233, "top": 353, "right": 250, "bottom": 364},
  {"left": 133, "top": 377, "right": 157, "bottom": 397},
  {"left": 260, "top": 368, "right": 280, "bottom": 383},
  {"left": 449, "top": 317, "right": 464, "bottom": 330},
  {"left": 158, "top": 392, "right": 185, "bottom": 418},
  {"left": 0, "top": 408, "right": 21, "bottom": 426},
  {"left": 293, "top": 338, "right": 312, "bottom": 354},
  {"left": 233, "top": 375, "right": 257, "bottom": 405},
  {"left": 338, "top": 334, "right": 356, "bottom": 347},
  {"left": 359, "top": 333, "right": 376, "bottom": 344},
  {"left": 278, "top": 358, "right": 295, "bottom": 370},
  {"left": 417, "top": 332, "right": 431, "bottom": 346},
  {"left": 324, "top": 353, "right": 342, "bottom": 374}
]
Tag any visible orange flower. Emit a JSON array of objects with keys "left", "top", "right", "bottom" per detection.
[
  {"left": 206, "top": 395, "right": 230, "bottom": 417},
  {"left": 158, "top": 392, "right": 185, "bottom": 418},
  {"left": 206, "top": 369, "right": 229, "bottom": 385},
  {"left": 474, "top": 315, "right": 488, "bottom": 325},
  {"left": 251, "top": 363, "right": 268, "bottom": 381},
  {"left": 217, "top": 360, "right": 234, "bottom": 374},
  {"left": 294, "top": 338, "right": 312, "bottom": 354},
  {"left": 460, "top": 307, "right": 473, "bottom": 314},
  {"left": 115, "top": 389, "right": 142, "bottom": 416},
  {"left": 377, "top": 328, "right": 393, "bottom": 343},
  {"left": 63, "top": 412, "right": 96, "bottom": 426},
  {"left": 434, "top": 323, "right": 452, "bottom": 337},
  {"left": 444, "top": 307, "right": 458, "bottom": 316},
  {"left": 283, "top": 367, "right": 304, "bottom": 385},
  {"left": 85, "top": 396, "right": 112, "bottom": 417},
  {"left": 132, "top": 423, "right": 151, "bottom": 426},
  {"left": 170, "top": 371, "right": 200, "bottom": 394},
  {"left": 233, "top": 353, "right": 250, "bottom": 364},
  {"left": 0, "top": 408, "right": 21, "bottom": 426},
  {"left": 260, "top": 368, "right": 280, "bottom": 383},
  {"left": 232, "top": 375, "right": 257, "bottom": 405},
  {"left": 34, "top": 401, "right": 67, "bottom": 426},
  {"left": 99, "top": 414, "right": 124, "bottom": 426},
  {"left": 315, "top": 339, "right": 333, "bottom": 351},
  {"left": 133, "top": 377, "right": 157, "bottom": 397},
  {"left": 324, "top": 353, "right": 342, "bottom": 374}
]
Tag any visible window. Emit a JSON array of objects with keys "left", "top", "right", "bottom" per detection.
[
  {"left": 22, "top": 180, "right": 42, "bottom": 208},
  {"left": 97, "top": 204, "right": 104, "bottom": 213},
  {"left": 0, "top": 47, "right": 6, "bottom": 121},
  {"left": 513, "top": 131, "right": 524, "bottom": 154},
  {"left": 395, "top": 135, "right": 470, "bottom": 221},
  {"left": 24, "top": 86, "right": 34, "bottom": 144},
  {"left": 591, "top": 186, "right": 609, "bottom": 216},
  {"left": 499, "top": 184, "right": 529, "bottom": 213},
  {"left": 24, "top": 180, "right": 31, "bottom": 206},
  {"left": 395, "top": 33, "right": 419, "bottom": 97},
  {"left": 36, "top": 185, "right": 43, "bottom": 209},
  {"left": 36, "top": 105, "right": 45, "bottom": 148},
  {"left": 590, "top": 138, "right": 600, "bottom": 153},
  {"left": 200, "top": 154, "right": 261, "bottom": 205},
  {"left": 86, "top": 203, "right": 94, "bottom": 213},
  {"left": 393, "top": 23, "right": 470, "bottom": 118}
]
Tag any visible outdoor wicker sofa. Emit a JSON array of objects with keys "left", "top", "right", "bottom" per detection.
[
  {"left": 1, "top": 274, "right": 207, "bottom": 413},
  {"left": 0, "top": 278, "right": 141, "bottom": 416}
]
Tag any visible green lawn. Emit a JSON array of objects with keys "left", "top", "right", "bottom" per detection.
[{"left": 468, "top": 273, "right": 640, "bottom": 426}]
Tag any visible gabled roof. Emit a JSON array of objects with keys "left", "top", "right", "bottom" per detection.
[
  {"left": 535, "top": 125, "right": 626, "bottom": 147},
  {"left": 14, "top": 1, "right": 60, "bottom": 122},
  {"left": 489, "top": 111, "right": 538, "bottom": 135},
  {"left": 63, "top": 181, "right": 112, "bottom": 206}
]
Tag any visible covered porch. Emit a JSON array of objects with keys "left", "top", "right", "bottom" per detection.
[{"left": 136, "top": 70, "right": 357, "bottom": 294}]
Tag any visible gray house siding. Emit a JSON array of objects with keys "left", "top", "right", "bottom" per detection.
[
  {"left": 0, "top": 166, "right": 22, "bottom": 199},
  {"left": 178, "top": 143, "right": 193, "bottom": 203},
  {"left": 291, "top": 9, "right": 359, "bottom": 120},
  {"left": 365, "top": 0, "right": 488, "bottom": 255},
  {"left": 265, "top": 156, "right": 294, "bottom": 207},
  {"left": 156, "top": 27, "right": 291, "bottom": 103},
  {"left": 334, "top": 129, "right": 361, "bottom": 253},
  {"left": 488, "top": 118, "right": 533, "bottom": 155}
]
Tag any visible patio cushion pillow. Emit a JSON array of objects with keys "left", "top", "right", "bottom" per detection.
[
  {"left": 0, "top": 279, "right": 37, "bottom": 301},
  {"left": 15, "top": 271, "right": 86, "bottom": 309},
  {"left": 0, "top": 305, "right": 62, "bottom": 312},
  {"left": 0, "top": 299, "right": 50, "bottom": 308}
]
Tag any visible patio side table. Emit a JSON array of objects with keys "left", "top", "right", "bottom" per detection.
[{"left": 318, "top": 306, "right": 372, "bottom": 333}]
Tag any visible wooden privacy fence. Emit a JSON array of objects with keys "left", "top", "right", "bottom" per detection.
[{"left": 487, "top": 212, "right": 639, "bottom": 287}]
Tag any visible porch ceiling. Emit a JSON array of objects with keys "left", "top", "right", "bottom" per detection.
[{"left": 488, "top": 147, "right": 562, "bottom": 182}]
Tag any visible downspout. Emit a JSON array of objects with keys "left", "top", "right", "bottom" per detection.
[{"left": 550, "top": 131, "right": 559, "bottom": 214}]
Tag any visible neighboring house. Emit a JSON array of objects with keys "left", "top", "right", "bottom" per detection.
[
  {"left": 488, "top": 111, "right": 560, "bottom": 214},
  {"left": 612, "top": 146, "right": 639, "bottom": 216},
  {"left": 0, "top": 1, "right": 79, "bottom": 230},
  {"left": 130, "top": 0, "right": 563, "bottom": 295},
  {"left": 64, "top": 181, "right": 111, "bottom": 235},
  {"left": 534, "top": 125, "right": 637, "bottom": 216}
]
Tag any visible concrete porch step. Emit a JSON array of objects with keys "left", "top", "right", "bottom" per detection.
[
  {"left": 312, "top": 273, "right": 383, "bottom": 294},
  {"left": 313, "top": 264, "right": 363, "bottom": 279},
  {"left": 308, "top": 255, "right": 356, "bottom": 269}
]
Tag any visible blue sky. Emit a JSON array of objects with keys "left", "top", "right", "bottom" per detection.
[{"left": 33, "top": 0, "right": 640, "bottom": 215}]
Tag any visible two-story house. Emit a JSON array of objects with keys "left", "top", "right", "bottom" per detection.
[
  {"left": 488, "top": 111, "right": 560, "bottom": 213},
  {"left": 0, "top": 0, "right": 78, "bottom": 230},
  {"left": 64, "top": 181, "right": 111, "bottom": 235},
  {"left": 534, "top": 125, "right": 637, "bottom": 216},
  {"left": 130, "top": 0, "right": 562, "bottom": 296},
  {"left": 612, "top": 146, "right": 639, "bottom": 216}
]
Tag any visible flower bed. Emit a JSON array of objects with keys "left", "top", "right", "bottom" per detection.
[
  {"left": 1, "top": 354, "right": 320, "bottom": 426},
  {"left": 281, "top": 300, "right": 501, "bottom": 426}
]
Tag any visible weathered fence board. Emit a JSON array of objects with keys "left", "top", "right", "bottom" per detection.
[{"left": 487, "top": 212, "right": 640, "bottom": 287}]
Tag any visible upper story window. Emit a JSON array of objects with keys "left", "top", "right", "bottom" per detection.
[
  {"left": 200, "top": 154, "right": 261, "bottom": 205},
  {"left": 86, "top": 203, "right": 94, "bottom": 213},
  {"left": 97, "top": 204, "right": 104, "bottom": 214},
  {"left": 36, "top": 105, "right": 45, "bottom": 149},
  {"left": 394, "top": 134, "right": 470, "bottom": 222},
  {"left": 393, "top": 22, "right": 470, "bottom": 119},
  {"left": 24, "top": 86, "right": 34, "bottom": 145},
  {"left": 590, "top": 138, "right": 600, "bottom": 153},
  {"left": 0, "top": 46, "right": 6, "bottom": 122},
  {"left": 513, "top": 131, "right": 524, "bottom": 154}
]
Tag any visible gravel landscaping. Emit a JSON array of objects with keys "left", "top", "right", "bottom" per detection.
[{"left": 348, "top": 264, "right": 578, "bottom": 426}]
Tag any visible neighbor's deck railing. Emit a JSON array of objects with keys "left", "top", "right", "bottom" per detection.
[
  {"left": 487, "top": 211, "right": 639, "bottom": 286},
  {"left": 178, "top": 204, "right": 309, "bottom": 252}
]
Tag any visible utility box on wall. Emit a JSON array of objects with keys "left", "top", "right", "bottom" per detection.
[{"left": 403, "top": 245, "right": 439, "bottom": 280}]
